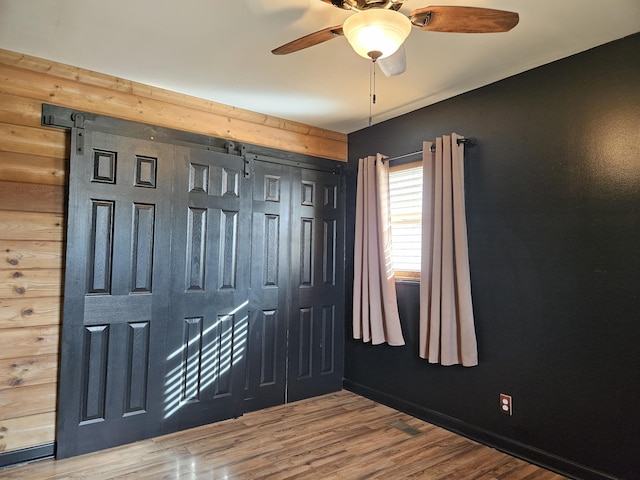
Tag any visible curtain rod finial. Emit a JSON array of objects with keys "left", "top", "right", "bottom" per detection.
[{"left": 459, "top": 137, "right": 477, "bottom": 147}]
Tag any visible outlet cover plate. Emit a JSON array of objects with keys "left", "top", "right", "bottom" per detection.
[{"left": 500, "top": 393, "right": 512, "bottom": 415}]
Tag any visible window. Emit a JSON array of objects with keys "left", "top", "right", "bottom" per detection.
[{"left": 388, "top": 162, "right": 422, "bottom": 280}]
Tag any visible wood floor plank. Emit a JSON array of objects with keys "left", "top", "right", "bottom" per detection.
[{"left": 0, "top": 391, "right": 568, "bottom": 479}]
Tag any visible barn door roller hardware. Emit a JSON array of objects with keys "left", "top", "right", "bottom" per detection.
[
  {"left": 72, "top": 113, "right": 85, "bottom": 155},
  {"left": 239, "top": 145, "right": 255, "bottom": 178}
]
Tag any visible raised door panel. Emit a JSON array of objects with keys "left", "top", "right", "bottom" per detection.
[{"left": 57, "top": 129, "right": 174, "bottom": 458}]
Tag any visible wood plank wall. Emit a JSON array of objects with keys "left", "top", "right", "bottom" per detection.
[{"left": 0, "top": 48, "right": 347, "bottom": 456}]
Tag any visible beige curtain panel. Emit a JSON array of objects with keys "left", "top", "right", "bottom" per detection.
[
  {"left": 353, "top": 154, "right": 405, "bottom": 346},
  {"left": 420, "top": 134, "right": 478, "bottom": 366}
]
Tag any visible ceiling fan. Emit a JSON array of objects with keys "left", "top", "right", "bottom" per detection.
[{"left": 272, "top": 0, "right": 519, "bottom": 76}]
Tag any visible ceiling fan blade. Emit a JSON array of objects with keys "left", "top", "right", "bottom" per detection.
[
  {"left": 410, "top": 6, "right": 519, "bottom": 33},
  {"left": 378, "top": 45, "right": 407, "bottom": 77},
  {"left": 272, "top": 25, "right": 344, "bottom": 55}
]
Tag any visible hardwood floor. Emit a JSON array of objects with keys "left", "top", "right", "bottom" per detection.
[{"left": 0, "top": 390, "right": 567, "bottom": 479}]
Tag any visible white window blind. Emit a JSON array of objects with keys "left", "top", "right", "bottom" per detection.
[{"left": 388, "top": 163, "right": 422, "bottom": 276}]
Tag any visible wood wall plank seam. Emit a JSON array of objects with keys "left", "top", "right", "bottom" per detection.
[
  {"left": 0, "top": 412, "right": 56, "bottom": 453},
  {"left": 0, "top": 353, "right": 58, "bottom": 390},
  {"left": 0, "top": 296, "right": 62, "bottom": 329},
  {"left": 0, "top": 121, "right": 68, "bottom": 159},
  {"left": 0, "top": 325, "right": 60, "bottom": 360},
  {"left": 0, "top": 268, "right": 63, "bottom": 300},
  {"left": 0, "top": 211, "right": 65, "bottom": 242},
  {"left": 0, "top": 382, "right": 57, "bottom": 421},
  {"left": 0, "top": 150, "right": 67, "bottom": 186},
  {"left": 0, "top": 181, "right": 65, "bottom": 214},
  {"left": 0, "top": 240, "right": 64, "bottom": 271}
]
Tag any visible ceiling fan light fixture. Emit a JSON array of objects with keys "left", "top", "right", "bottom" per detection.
[{"left": 343, "top": 9, "right": 411, "bottom": 60}]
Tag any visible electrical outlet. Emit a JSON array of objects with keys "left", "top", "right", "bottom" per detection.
[{"left": 500, "top": 393, "right": 512, "bottom": 415}]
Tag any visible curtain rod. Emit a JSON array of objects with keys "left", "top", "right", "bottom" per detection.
[{"left": 383, "top": 137, "right": 477, "bottom": 163}]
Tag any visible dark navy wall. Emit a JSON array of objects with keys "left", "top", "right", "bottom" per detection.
[{"left": 344, "top": 33, "right": 640, "bottom": 480}]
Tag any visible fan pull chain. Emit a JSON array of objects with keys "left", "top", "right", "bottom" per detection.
[{"left": 368, "top": 60, "right": 377, "bottom": 127}]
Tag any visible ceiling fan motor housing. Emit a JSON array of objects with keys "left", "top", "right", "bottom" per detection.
[{"left": 331, "top": 0, "right": 400, "bottom": 11}]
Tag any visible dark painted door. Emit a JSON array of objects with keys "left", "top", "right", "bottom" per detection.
[
  {"left": 163, "top": 147, "right": 250, "bottom": 431},
  {"left": 244, "top": 161, "right": 291, "bottom": 411},
  {"left": 58, "top": 123, "right": 345, "bottom": 458},
  {"left": 244, "top": 162, "right": 346, "bottom": 410},
  {"left": 57, "top": 129, "right": 175, "bottom": 458},
  {"left": 288, "top": 168, "right": 345, "bottom": 401}
]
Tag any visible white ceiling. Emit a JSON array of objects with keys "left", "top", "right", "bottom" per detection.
[{"left": 0, "top": 0, "right": 638, "bottom": 134}]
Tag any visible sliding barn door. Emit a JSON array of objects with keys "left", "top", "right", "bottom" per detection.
[
  {"left": 57, "top": 129, "right": 175, "bottom": 458},
  {"left": 244, "top": 162, "right": 291, "bottom": 411},
  {"left": 164, "top": 147, "right": 250, "bottom": 431},
  {"left": 57, "top": 117, "right": 346, "bottom": 458},
  {"left": 244, "top": 162, "right": 346, "bottom": 409},
  {"left": 288, "top": 168, "right": 345, "bottom": 401}
]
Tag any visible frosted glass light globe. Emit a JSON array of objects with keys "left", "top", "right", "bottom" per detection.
[{"left": 343, "top": 9, "right": 412, "bottom": 60}]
